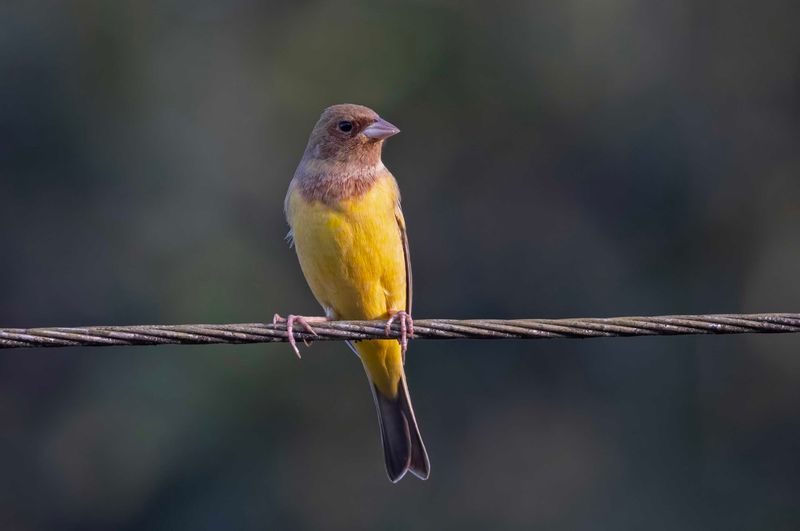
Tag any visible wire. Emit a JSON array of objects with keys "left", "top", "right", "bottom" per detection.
[{"left": 1, "top": 313, "right": 798, "bottom": 349}]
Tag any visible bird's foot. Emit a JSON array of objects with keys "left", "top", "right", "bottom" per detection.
[
  {"left": 384, "top": 310, "right": 414, "bottom": 357},
  {"left": 272, "top": 314, "right": 325, "bottom": 358}
]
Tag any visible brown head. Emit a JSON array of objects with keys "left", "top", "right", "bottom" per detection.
[
  {"left": 302, "top": 104, "right": 400, "bottom": 167},
  {"left": 290, "top": 104, "right": 400, "bottom": 206}
]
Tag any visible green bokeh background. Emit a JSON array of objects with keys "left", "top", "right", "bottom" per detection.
[{"left": 1, "top": 1, "right": 799, "bottom": 529}]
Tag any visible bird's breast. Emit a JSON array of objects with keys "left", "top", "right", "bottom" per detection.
[{"left": 286, "top": 172, "right": 406, "bottom": 320}]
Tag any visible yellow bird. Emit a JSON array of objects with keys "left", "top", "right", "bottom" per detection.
[{"left": 279, "top": 104, "right": 429, "bottom": 482}]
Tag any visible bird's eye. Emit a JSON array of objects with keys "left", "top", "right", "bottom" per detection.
[{"left": 338, "top": 121, "right": 353, "bottom": 133}]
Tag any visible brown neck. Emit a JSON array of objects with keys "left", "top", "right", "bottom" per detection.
[{"left": 293, "top": 153, "right": 386, "bottom": 206}]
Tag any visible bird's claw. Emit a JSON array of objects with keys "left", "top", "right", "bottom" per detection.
[
  {"left": 385, "top": 310, "right": 414, "bottom": 356},
  {"left": 273, "top": 313, "right": 318, "bottom": 358}
]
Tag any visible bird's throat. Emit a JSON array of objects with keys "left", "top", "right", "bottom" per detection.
[{"left": 293, "top": 157, "right": 388, "bottom": 205}]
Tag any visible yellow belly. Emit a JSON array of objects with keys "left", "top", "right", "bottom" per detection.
[
  {"left": 287, "top": 174, "right": 406, "bottom": 321},
  {"left": 286, "top": 174, "right": 407, "bottom": 397}
]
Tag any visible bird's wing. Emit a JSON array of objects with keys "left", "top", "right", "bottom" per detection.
[
  {"left": 394, "top": 203, "right": 411, "bottom": 315},
  {"left": 395, "top": 204, "right": 411, "bottom": 365}
]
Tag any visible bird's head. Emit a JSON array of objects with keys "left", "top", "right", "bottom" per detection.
[{"left": 303, "top": 104, "right": 400, "bottom": 166}]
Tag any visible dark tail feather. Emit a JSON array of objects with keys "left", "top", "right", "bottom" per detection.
[{"left": 370, "top": 376, "right": 430, "bottom": 482}]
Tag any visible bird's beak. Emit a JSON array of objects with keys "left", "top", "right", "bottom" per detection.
[{"left": 362, "top": 117, "right": 400, "bottom": 140}]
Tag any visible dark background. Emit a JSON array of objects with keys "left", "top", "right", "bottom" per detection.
[{"left": 1, "top": 1, "right": 799, "bottom": 529}]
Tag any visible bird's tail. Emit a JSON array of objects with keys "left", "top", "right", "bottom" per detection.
[
  {"left": 369, "top": 373, "right": 430, "bottom": 482},
  {"left": 351, "top": 339, "right": 429, "bottom": 482}
]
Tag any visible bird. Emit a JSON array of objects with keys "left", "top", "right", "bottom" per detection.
[{"left": 277, "top": 103, "right": 429, "bottom": 482}]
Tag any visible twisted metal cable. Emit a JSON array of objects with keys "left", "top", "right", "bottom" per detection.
[{"left": 1, "top": 313, "right": 798, "bottom": 349}]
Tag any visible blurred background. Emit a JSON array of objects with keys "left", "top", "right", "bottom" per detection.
[{"left": 1, "top": 1, "right": 799, "bottom": 529}]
